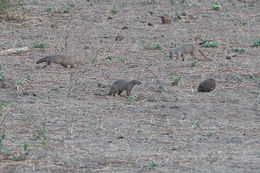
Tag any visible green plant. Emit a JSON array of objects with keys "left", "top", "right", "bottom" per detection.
[
  {"left": 232, "top": 74, "right": 240, "bottom": 79},
  {"left": 90, "top": 2, "right": 94, "bottom": 6},
  {"left": 106, "top": 59, "right": 113, "bottom": 65},
  {"left": 148, "top": 160, "right": 159, "bottom": 169},
  {"left": 45, "top": 7, "right": 53, "bottom": 12},
  {"left": 0, "top": 72, "right": 5, "bottom": 81},
  {"left": 111, "top": 6, "right": 118, "bottom": 14},
  {"left": 171, "top": 76, "right": 181, "bottom": 86},
  {"left": 118, "top": 56, "right": 127, "bottom": 63},
  {"left": 63, "top": 8, "right": 70, "bottom": 13},
  {"left": 106, "top": 54, "right": 113, "bottom": 60},
  {"left": 91, "top": 58, "right": 98, "bottom": 64},
  {"left": 251, "top": 89, "right": 260, "bottom": 94},
  {"left": 126, "top": 94, "right": 138, "bottom": 104},
  {"left": 34, "top": 42, "right": 49, "bottom": 49},
  {"left": 248, "top": 74, "right": 255, "bottom": 79},
  {"left": 0, "top": 64, "right": 2, "bottom": 70},
  {"left": 213, "top": 0, "right": 222, "bottom": 11},
  {"left": 27, "top": 73, "right": 32, "bottom": 79},
  {"left": 15, "top": 80, "right": 27, "bottom": 86},
  {"left": 149, "top": 42, "right": 162, "bottom": 50},
  {"left": 202, "top": 14, "right": 209, "bottom": 17},
  {"left": 16, "top": 49, "right": 23, "bottom": 55},
  {"left": 193, "top": 120, "right": 201, "bottom": 128},
  {"left": 190, "top": 61, "right": 198, "bottom": 67},
  {"left": 202, "top": 41, "right": 219, "bottom": 48},
  {"left": 67, "top": 2, "right": 75, "bottom": 7},
  {"left": 252, "top": 39, "right": 260, "bottom": 47},
  {"left": 233, "top": 47, "right": 246, "bottom": 52},
  {"left": 149, "top": 9, "right": 155, "bottom": 15}
]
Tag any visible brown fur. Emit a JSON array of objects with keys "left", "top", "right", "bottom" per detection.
[
  {"left": 108, "top": 80, "right": 141, "bottom": 96},
  {"left": 161, "top": 15, "right": 171, "bottom": 24},
  {"left": 36, "top": 55, "right": 74, "bottom": 68},
  {"left": 169, "top": 43, "right": 211, "bottom": 61}
]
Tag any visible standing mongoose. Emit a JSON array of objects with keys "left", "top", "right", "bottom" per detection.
[
  {"left": 36, "top": 55, "right": 74, "bottom": 68},
  {"left": 198, "top": 78, "right": 216, "bottom": 92},
  {"left": 169, "top": 43, "right": 211, "bottom": 61},
  {"left": 108, "top": 80, "right": 141, "bottom": 96}
]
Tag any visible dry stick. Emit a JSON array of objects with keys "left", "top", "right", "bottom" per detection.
[{"left": 0, "top": 47, "right": 30, "bottom": 56}]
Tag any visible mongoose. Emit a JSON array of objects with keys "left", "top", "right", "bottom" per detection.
[
  {"left": 36, "top": 55, "right": 74, "bottom": 68},
  {"left": 161, "top": 15, "right": 171, "bottom": 24},
  {"left": 169, "top": 43, "right": 211, "bottom": 61},
  {"left": 108, "top": 80, "right": 141, "bottom": 96},
  {"left": 198, "top": 78, "right": 216, "bottom": 92}
]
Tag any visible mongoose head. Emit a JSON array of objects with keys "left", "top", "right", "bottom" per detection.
[
  {"left": 133, "top": 80, "right": 141, "bottom": 85},
  {"left": 207, "top": 78, "right": 216, "bottom": 85}
]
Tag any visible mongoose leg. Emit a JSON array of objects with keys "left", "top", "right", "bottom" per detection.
[
  {"left": 61, "top": 64, "right": 68, "bottom": 68},
  {"left": 176, "top": 52, "right": 181, "bottom": 60},
  {"left": 42, "top": 64, "right": 48, "bottom": 68},
  {"left": 118, "top": 91, "right": 123, "bottom": 96},
  {"left": 198, "top": 49, "right": 211, "bottom": 61},
  {"left": 191, "top": 51, "right": 197, "bottom": 60},
  {"left": 126, "top": 90, "right": 130, "bottom": 96},
  {"left": 181, "top": 54, "right": 184, "bottom": 61}
]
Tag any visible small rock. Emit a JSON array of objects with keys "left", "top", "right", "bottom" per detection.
[
  {"left": 117, "top": 136, "right": 124, "bottom": 140},
  {"left": 122, "top": 26, "right": 128, "bottom": 29},
  {"left": 198, "top": 78, "right": 216, "bottom": 92},
  {"left": 84, "top": 45, "right": 90, "bottom": 49},
  {"left": 148, "top": 22, "right": 153, "bottom": 26},
  {"left": 226, "top": 55, "right": 231, "bottom": 59}
]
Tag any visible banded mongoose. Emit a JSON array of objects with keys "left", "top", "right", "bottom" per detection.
[
  {"left": 36, "top": 55, "right": 74, "bottom": 68},
  {"left": 198, "top": 78, "right": 216, "bottom": 92},
  {"left": 108, "top": 80, "right": 141, "bottom": 96},
  {"left": 169, "top": 43, "right": 211, "bottom": 61}
]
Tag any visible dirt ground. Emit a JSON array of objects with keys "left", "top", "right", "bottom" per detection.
[{"left": 0, "top": 0, "right": 260, "bottom": 172}]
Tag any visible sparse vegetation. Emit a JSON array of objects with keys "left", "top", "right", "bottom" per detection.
[
  {"left": 233, "top": 47, "right": 246, "bottom": 52},
  {"left": 232, "top": 74, "right": 240, "bottom": 79},
  {"left": 111, "top": 6, "right": 118, "bottom": 14},
  {"left": 0, "top": 0, "right": 27, "bottom": 21},
  {"left": 252, "top": 39, "right": 260, "bottom": 47},
  {"left": 148, "top": 160, "right": 159, "bottom": 169},
  {"left": 34, "top": 42, "right": 49, "bottom": 49},
  {"left": 202, "top": 41, "right": 219, "bottom": 48},
  {"left": 248, "top": 74, "right": 255, "bottom": 79},
  {"left": 213, "top": 0, "right": 222, "bottom": 11},
  {"left": 190, "top": 61, "right": 198, "bottom": 67},
  {"left": 171, "top": 76, "right": 181, "bottom": 86},
  {"left": 118, "top": 56, "right": 127, "bottom": 63},
  {"left": 126, "top": 94, "right": 138, "bottom": 104},
  {"left": 0, "top": 72, "right": 4, "bottom": 81},
  {"left": 149, "top": 42, "right": 162, "bottom": 50},
  {"left": 15, "top": 80, "right": 27, "bottom": 86}
]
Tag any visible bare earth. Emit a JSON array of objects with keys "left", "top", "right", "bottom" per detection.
[{"left": 0, "top": 0, "right": 260, "bottom": 172}]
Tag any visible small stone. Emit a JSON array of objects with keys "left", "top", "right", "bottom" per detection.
[
  {"left": 148, "top": 22, "right": 153, "bottom": 26},
  {"left": 122, "top": 26, "right": 128, "bottom": 29},
  {"left": 198, "top": 78, "right": 216, "bottom": 92},
  {"left": 226, "top": 55, "right": 231, "bottom": 59}
]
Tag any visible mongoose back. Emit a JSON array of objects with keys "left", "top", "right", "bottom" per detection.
[
  {"left": 108, "top": 80, "right": 141, "bottom": 96},
  {"left": 36, "top": 55, "right": 74, "bottom": 68},
  {"left": 198, "top": 78, "right": 216, "bottom": 92},
  {"left": 169, "top": 43, "right": 211, "bottom": 61}
]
